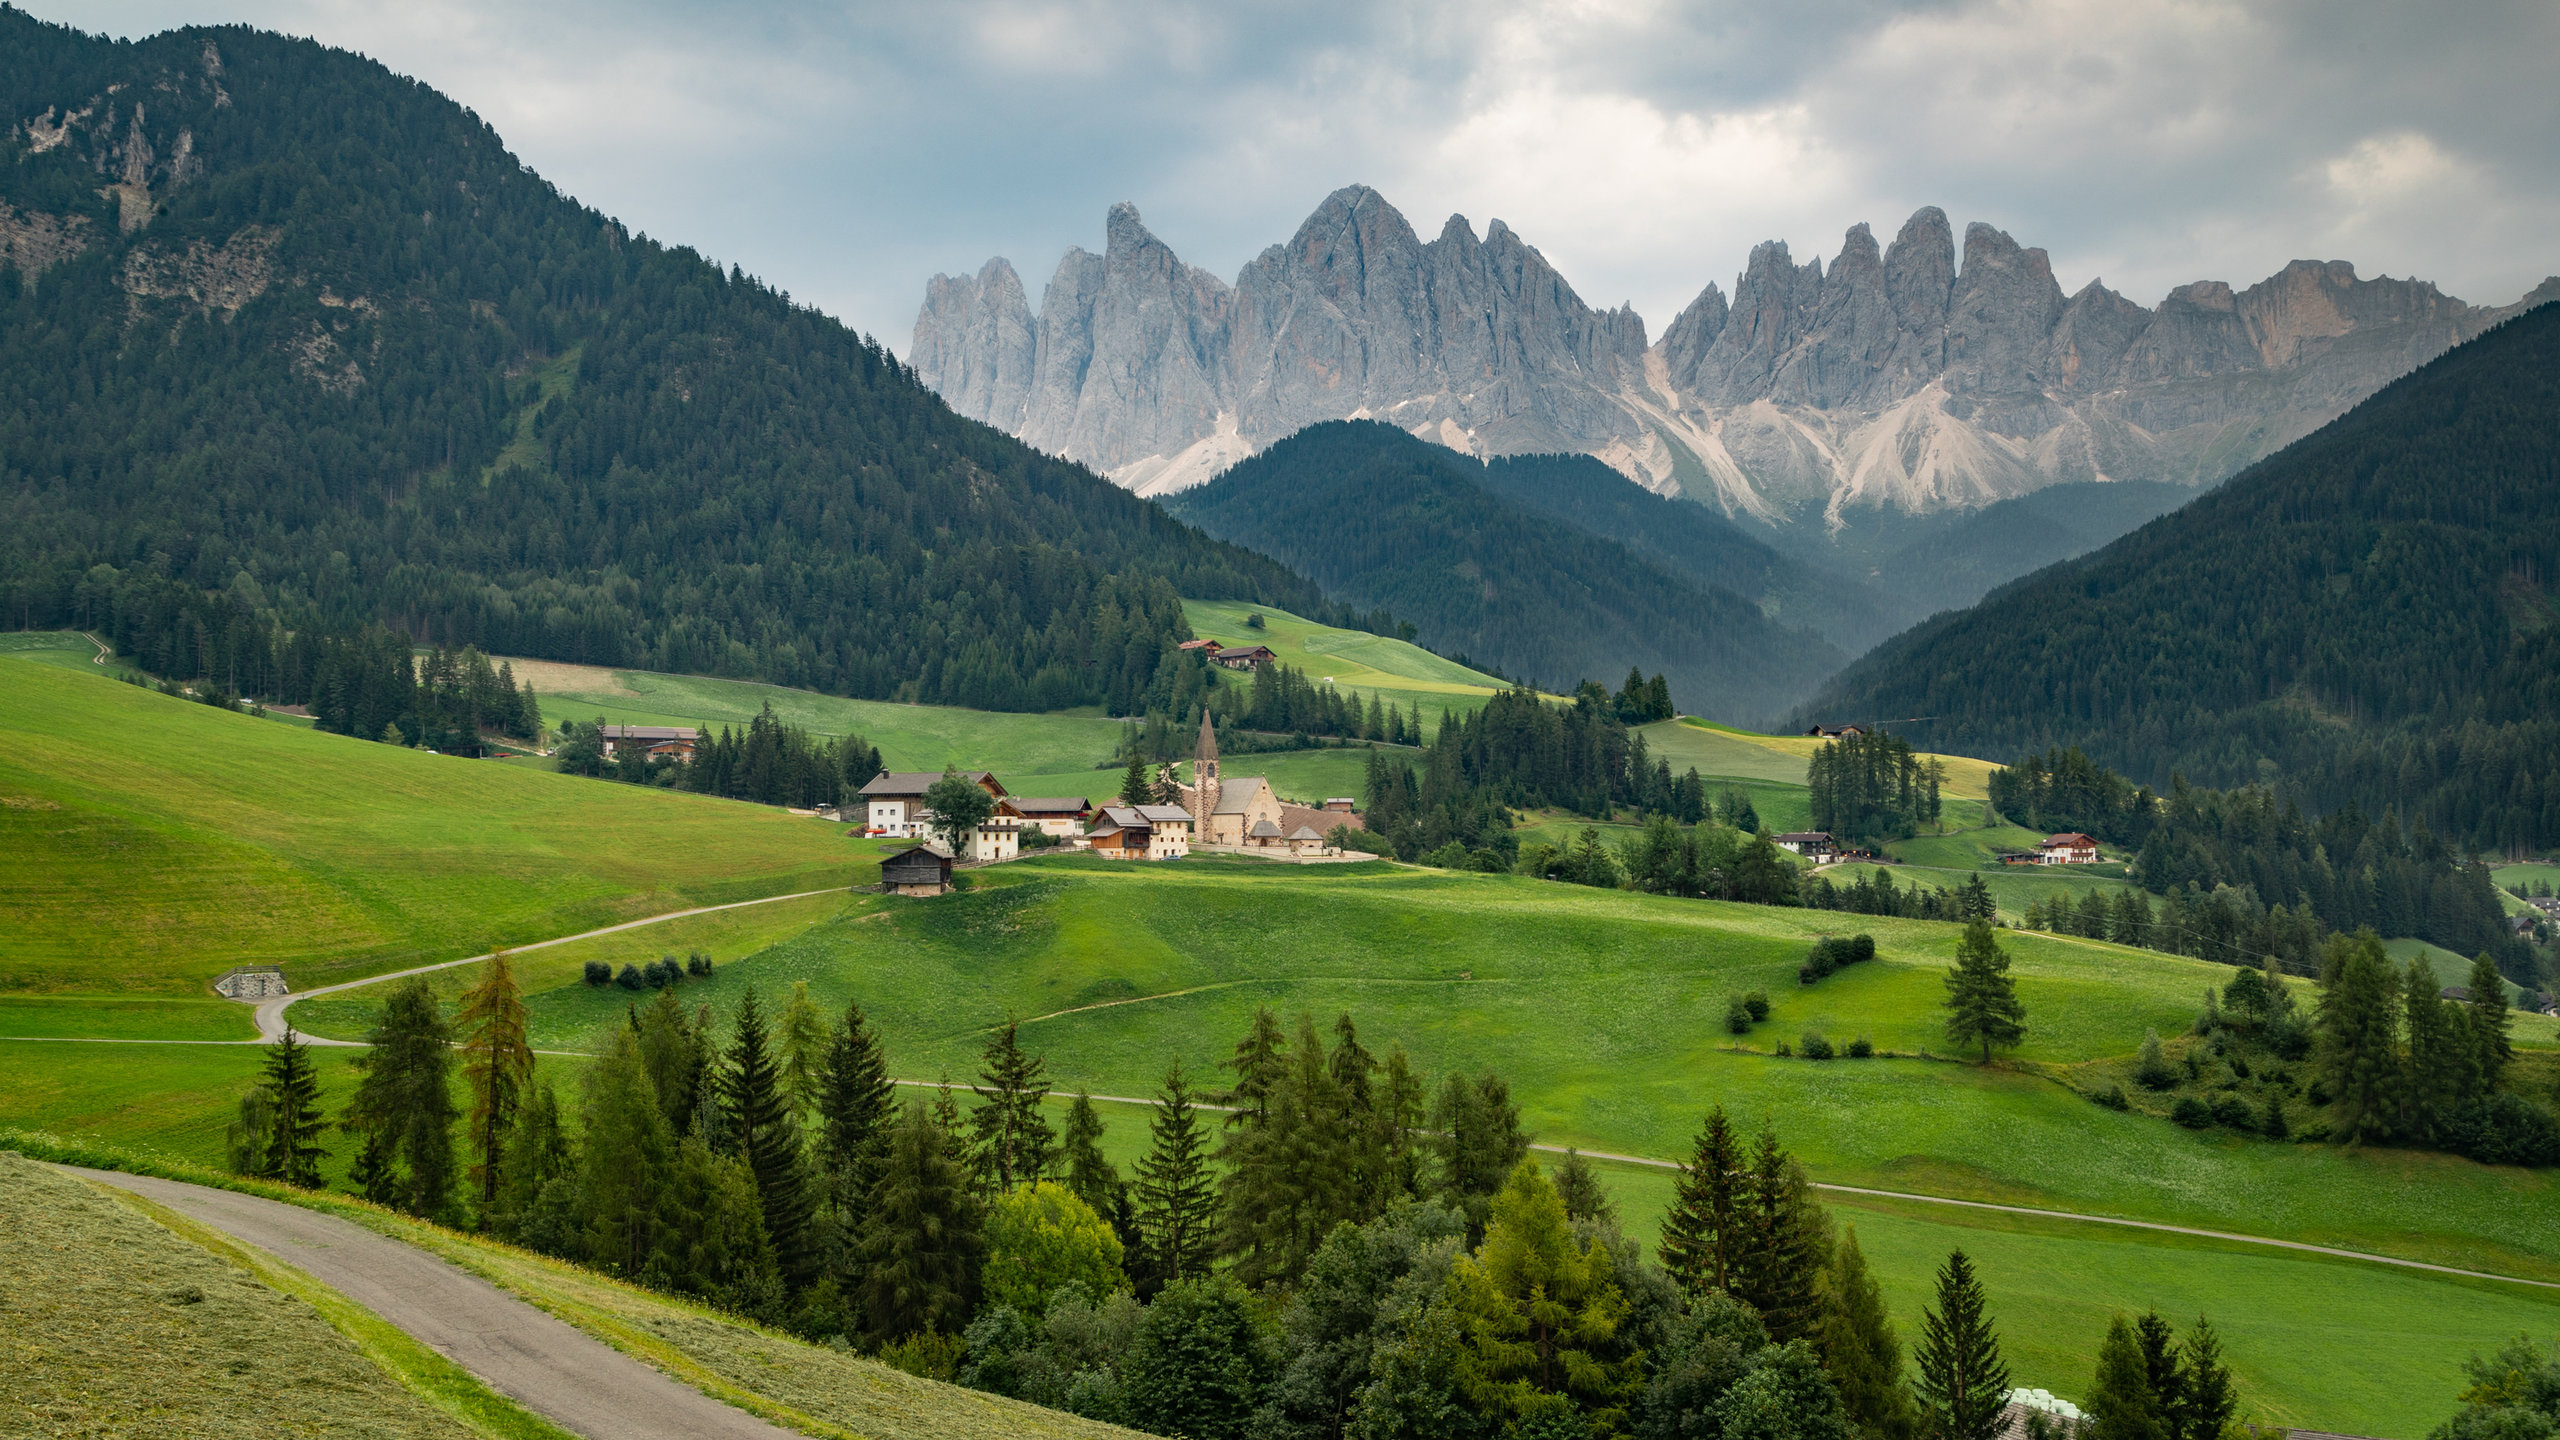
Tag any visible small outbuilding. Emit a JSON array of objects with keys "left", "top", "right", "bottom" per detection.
[
  {"left": 214, "top": 965, "right": 290, "bottom": 1000},
  {"left": 880, "top": 844, "right": 956, "bottom": 896}
]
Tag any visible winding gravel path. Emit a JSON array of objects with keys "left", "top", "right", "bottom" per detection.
[
  {"left": 66, "top": 1165, "right": 800, "bottom": 1439},
  {"left": 252, "top": 887, "right": 854, "bottom": 1045}
]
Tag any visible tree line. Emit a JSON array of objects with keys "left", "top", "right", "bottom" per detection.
[
  {"left": 553, "top": 699, "right": 884, "bottom": 810},
  {"left": 1991, "top": 749, "right": 2539, "bottom": 987},
  {"left": 1808, "top": 733, "right": 1945, "bottom": 845},
  {"left": 224, "top": 945, "right": 2103, "bottom": 1439}
]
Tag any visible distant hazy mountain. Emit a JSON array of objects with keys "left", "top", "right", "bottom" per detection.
[
  {"left": 1791, "top": 299, "right": 2560, "bottom": 851},
  {"left": 1165, "top": 422, "right": 1847, "bottom": 724},
  {"left": 912, "top": 185, "right": 2558, "bottom": 613}
]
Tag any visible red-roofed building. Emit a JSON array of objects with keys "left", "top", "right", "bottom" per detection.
[{"left": 2038, "top": 833, "right": 2100, "bottom": 865}]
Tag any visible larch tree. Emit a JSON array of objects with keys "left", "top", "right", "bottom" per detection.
[
  {"left": 578, "top": 1025, "right": 675, "bottom": 1277},
  {"left": 2083, "top": 1316, "right": 2168, "bottom": 1440},
  {"left": 2465, "top": 952, "right": 2514, "bottom": 1093},
  {"left": 969, "top": 1018, "right": 1056, "bottom": 1192},
  {"left": 2315, "top": 932, "right": 2403, "bottom": 1143},
  {"left": 1433, "top": 1070, "right": 1530, "bottom": 1243},
  {"left": 1446, "top": 1160, "right": 1639, "bottom": 1429},
  {"left": 1821, "top": 1226, "right": 1917, "bottom": 1440},
  {"left": 1943, "top": 920, "right": 2027, "bottom": 1063},
  {"left": 1912, "top": 1249, "right": 2010, "bottom": 1440},
  {"left": 776, "top": 979, "right": 830, "bottom": 1125},
  {"left": 456, "top": 950, "right": 534, "bottom": 1208}
]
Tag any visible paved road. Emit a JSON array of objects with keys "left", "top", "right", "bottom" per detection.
[
  {"left": 66, "top": 1165, "right": 800, "bottom": 1440},
  {"left": 254, "top": 887, "right": 855, "bottom": 1045}
]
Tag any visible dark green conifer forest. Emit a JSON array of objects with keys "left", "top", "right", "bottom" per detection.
[
  {"left": 0, "top": 14, "right": 1311, "bottom": 713},
  {"left": 1795, "top": 299, "right": 2560, "bottom": 852}
]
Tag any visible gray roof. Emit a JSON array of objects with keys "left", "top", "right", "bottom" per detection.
[
  {"left": 1212, "top": 775, "right": 1271, "bottom": 814},
  {"left": 861, "top": 770, "right": 996, "bottom": 798},
  {"left": 601, "top": 724, "right": 698, "bottom": 740},
  {"left": 1287, "top": 825, "right": 1324, "bottom": 840},
  {"left": 1249, "top": 819, "right": 1283, "bottom": 837},
  {"left": 1008, "top": 796, "right": 1089, "bottom": 814},
  {"left": 1137, "top": 804, "right": 1193, "bottom": 825}
]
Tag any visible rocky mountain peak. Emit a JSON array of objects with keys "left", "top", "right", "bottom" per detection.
[{"left": 913, "top": 187, "right": 2552, "bottom": 514}]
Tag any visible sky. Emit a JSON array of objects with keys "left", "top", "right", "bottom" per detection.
[{"left": 35, "top": 0, "right": 2560, "bottom": 352}]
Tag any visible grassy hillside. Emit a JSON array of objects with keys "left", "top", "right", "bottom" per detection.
[
  {"left": 0, "top": 658, "right": 871, "bottom": 994},
  {"left": 0, "top": 1153, "right": 511, "bottom": 1440}
]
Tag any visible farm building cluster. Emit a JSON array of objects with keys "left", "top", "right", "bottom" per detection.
[{"left": 864, "top": 713, "right": 1365, "bottom": 895}]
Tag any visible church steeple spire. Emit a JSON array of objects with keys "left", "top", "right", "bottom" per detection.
[{"left": 1192, "top": 709, "right": 1220, "bottom": 832}]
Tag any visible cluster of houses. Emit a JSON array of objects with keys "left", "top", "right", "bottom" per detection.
[{"left": 866, "top": 714, "right": 1364, "bottom": 895}]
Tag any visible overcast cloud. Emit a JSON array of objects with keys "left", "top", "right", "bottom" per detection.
[{"left": 34, "top": 0, "right": 2560, "bottom": 350}]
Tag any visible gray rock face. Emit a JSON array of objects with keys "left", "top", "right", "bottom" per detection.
[{"left": 911, "top": 187, "right": 2556, "bottom": 514}]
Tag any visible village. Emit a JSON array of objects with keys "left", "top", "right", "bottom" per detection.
[{"left": 848, "top": 712, "right": 1371, "bottom": 896}]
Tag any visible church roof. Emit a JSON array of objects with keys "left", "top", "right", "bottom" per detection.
[
  {"left": 1212, "top": 775, "right": 1272, "bottom": 814},
  {"left": 1249, "top": 819, "right": 1283, "bottom": 837},
  {"left": 1287, "top": 824, "right": 1324, "bottom": 840},
  {"left": 1196, "top": 708, "right": 1218, "bottom": 764}
]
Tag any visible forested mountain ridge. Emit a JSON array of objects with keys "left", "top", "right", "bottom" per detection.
[
  {"left": 0, "top": 14, "right": 1312, "bottom": 713},
  {"left": 1166, "top": 421, "right": 1847, "bottom": 722},
  {"left": 1795, "top": 299, "right": 2560, "bottom": 852}
]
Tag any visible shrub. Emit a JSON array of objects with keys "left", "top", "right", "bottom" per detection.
[
  {"left": 2170, "top": 1096, "right": 2214, "bottom": 1129},
  {"left": 615, "top": 963, "right": 644, "bottom": 991},
  {"left": 2444, "top": 1093, "right": 2560, "bottom": 1167},
  {"left": 687, "top": 950, "right": 713, "bottom": 976},
  {"left": 2134, "top": 1032, "right": 2177, "bottom": 1090},
  {"left": 1420, "top": 841, "right": 1472, "bottom": 869},
  {"left": 2093, "top": 1084, "right": 2129, "bottom": 1111},
  {"left": 2209, "top": 1094, "right": 2255, "bottom": 1129},
  {"left": 2267, "top": 1013, "right": 2313, "bottom": 1061},
  {"left": 880, "top": 1330, "right": 965, "bottom": 1382},
  {"left": 1847, "top": 1036, "right": 1874, "bottom": 1059},
  {"left": 1797, "top": 964, "right": 1818, "bottom": 987},
  {"left": 2229, "top": 1054, "right": 2250, "bottom": 1079},
  {"left": 1742, "top": 991, "right": 1770, "bottom": 1022},
  {"left": 644, "top": 959, "right": 675, "bottom": 990},
  {"left": 1724, "top": 997, "right": 1754, "bottom": 1035},
  {"left": 1848, "top": 934, "right": 1875, "bottom": 963},
  {"left": 2262, "top": 1099, "right": 2290, "bottom": 1139},
  {"left": 582, "top": 960, "right": 610, "bottom": 987},
  {"left": 1774, "top": 1039, "right": 1792, "bottom": 1057},
  {"left": 1799, "top": 1032, "right": 1833, "bottom": 1060},
  {"left": 982, "top": 1182, "right": 1126, "bottom": 1317}
]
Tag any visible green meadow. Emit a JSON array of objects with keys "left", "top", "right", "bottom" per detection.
[
  {"left": 12, "top": 632, "right": 2560, "bottom": 1436},
  {"left": 1179, "top": 598, "right": 1513, "bottom": 713},
  {"left": 0, "top": 658, "right": 871, "bottom": 994}
]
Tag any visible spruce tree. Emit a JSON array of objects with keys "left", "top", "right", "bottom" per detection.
[
  {"left": 1221, "top": 1012, "right": 1354, "bottom": 1286},
  {"left": 1433, "top": 1070, "right": 1529, "bottom": 1243},
  {"left": 1135, "top": 1061, "right": 1221, "bottom": 1288},
  {"left": 1328, "top": 1012, "right": 1387, "bottom": 1217},
  {"left": 1733, "top": 1121, "right": 1827, "bottom": 1344},
  {"left": 1119, "top": 751, "right": 1152, "bottom": 806},
  {"left": 1061, "top": 1091, "right": 1118, "bottom": 1220},
  {"left": 1219, "top": 1005, "right": 1289, "bottom": 1126},
  {"left": 1378, "top": 1044, "right": 1429, "bottom": 1203},
  {"left": 456, "top": 950, "right": 534, "bottom": 1209},
  {"left": 1552, "top": 1149, "right": 1617, "bottom": 1228},
  {"left": 492, "top": 1079, "right": 577, "bottom": 1253},
  {"left": 859, "top": 1102, "right": 984, "bottom": 1339},
  {"left": 2084, "top": 1316, "right": 2168, "bottom": 1440},
  {"left": 2133, "top": 1312, "right": 2188, "bottom": 1433},
  {"left": 815, "top": 1000, "right": 895, "bottom": 1209},
  {"left": 344, "top": 977, "right": 458, "bottom": 1219},
  {"left": 969, "top": 1018, "right": 1056, "bottom": 1191},
  {"left": 2173, "top": 1318, "right": 2238, "bottom": 1440},
  {"left": 1659, "top": 1104, "right": 1742, "bottom": 1296},
  {"left": 723, "top": 989, "right": 817, "bottom": 1289},
  {"left": 1913, "top": 1249, "right": 2010, "bottom": 1440},
  {"left": 634, "top": 988, "right": 706, "bottom": 1134},
  {"left": 1821, "top": 1226, "right": 1917, "bottom": 1440},
  {"left": 2315, "top": 932, "right": 2403, "bottom": 1143},
  {"left": 1943, "top": 920, "right": 2027, "bottom": 1063},
  {"left": 257, "top": 1026, "right": 329, "bottom": 1189},
  {"left": 2465, "top": 952, "right": 2514, "bottom": 1094}
]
